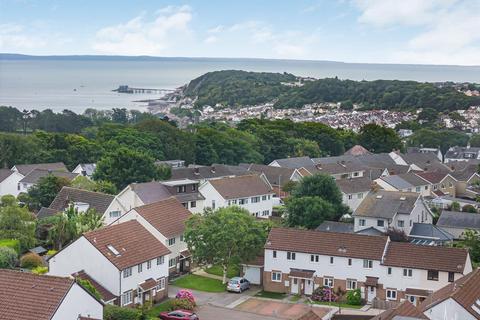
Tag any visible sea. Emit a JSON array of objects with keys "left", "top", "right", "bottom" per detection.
[{"left": 1, "top": 55, "right": 479, "bottom": 113}]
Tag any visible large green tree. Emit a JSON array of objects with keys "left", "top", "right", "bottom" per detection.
[
  {"left": 23, "top": 175, "right": 70, "bottom": 210},
  {"left": 0, "top": 197, "right": 36, "bottom": 251},
  {"left": 286, "top": 196, "right": 336, "bottom": 229},
  {"left": 286, "top": 174, "right": 348, "bottom": 229},
  {"left": 457, "top": 229, "right": 480, "bottom": 264},
  {"left": 184, "top": 206, "right": 268, "bottom": 284},
  {"left": 358, "top": 123, "right": 403, "bottom": 153},
  {"left": 93, "top": 147, "right": 161, "bottom": 190}
]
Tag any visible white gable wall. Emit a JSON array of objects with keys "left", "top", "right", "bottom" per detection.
[
  {"left": 0, "top": 171, "right": 23, "bottom": 197},
  {"left": 49, "top": 236, "right": 121, "bottom": 295},
  {"left": 112, "top": 209, "right": 186, "bottom": 269},
  {"left": 51, "top": 282, "right": 103, "bottom": 320},
  {"left": 424, "top": 297, "right": 477, "bottom": 320},
  {"left": 103, "top": 186, "right": 144, "bottom": 224}
]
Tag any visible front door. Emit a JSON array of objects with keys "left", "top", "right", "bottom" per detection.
[
  {"left": 291, "top": 278, "right": 299, "bottom": 294},
  {"left": 180, "top": 259, "right": 185, "bottom": 273},
  {"left": 143, "top": 291, "right": 151, "bottom": 304},
  {"left": 367, "top": 286, "right": 376, "bottom": 303},
  {"left": 305, "top": 279, "right": 313, "bottom": 295}
]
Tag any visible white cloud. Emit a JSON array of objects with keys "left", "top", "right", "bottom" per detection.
[
  {"left": 204, "top": 35, "right": 217, "bottom": 44},
  {"left": 353, "top": 0, "right": 480, "bottom": 65},
  {"left": 93, "top": 5, "right": 193, "bottom": 55},
  {"left": 0, "top": 23, "right": 47, "bottom": 50}
]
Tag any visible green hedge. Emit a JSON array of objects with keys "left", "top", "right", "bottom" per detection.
[
  {"left": 0, "top": 239, "right": 21, "bottom": 254},
  {"left": 104, "top": 305, "right": 141, "bottom": 320}
]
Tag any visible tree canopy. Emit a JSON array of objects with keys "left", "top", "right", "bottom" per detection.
[
  {"left": 184, "top": 206, "right": 268, "bottom": 283},
  {"left": 358, "top": 124, "right": 403, "bottom": 153}
]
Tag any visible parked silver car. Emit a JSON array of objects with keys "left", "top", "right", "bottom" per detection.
[{"left": 227, "top": 277, "right": 250, "bottom": 293}]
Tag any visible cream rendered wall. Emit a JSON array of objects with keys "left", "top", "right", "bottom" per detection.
[
  {"left": 51, "top": 283, "right": 103, "bottom": 320},
  {"left": 103, "top": 186, "right": 144, "bottom": 224}
]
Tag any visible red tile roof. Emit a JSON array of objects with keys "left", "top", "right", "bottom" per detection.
[
  {"left": 383, "top": 241, "right": 469, "bottom": 273},
  {"left": 420, "top": 269, "right": 480, "bottom": 318},
  {"left": 0, "top": 269, "right": 74, "bottom": 320},
  {"left": 83, "top": 220, "right": 171, "bottom": 270},
  {"left": 73, "top": 270, "right": 117, "bottom": 302},
  {"left": 371, "top": 301, "right": 427, "bottom": 320},
  {"left": 265, "top": 227, "right": 388, "bottom": 261},
  {"left": 133, "top": 197, "right": 192, "bottom": 238}
]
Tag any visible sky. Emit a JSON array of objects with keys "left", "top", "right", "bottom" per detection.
[{"left": 1, "top": 0, "right": 479, "bottom": 66}]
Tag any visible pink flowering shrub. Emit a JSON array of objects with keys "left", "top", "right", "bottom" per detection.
[{"left": 175, "top": 289, "right": 196, "bottom": 305}]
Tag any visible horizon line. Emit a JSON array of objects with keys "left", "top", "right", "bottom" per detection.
[{"left": 1, "top": 52, "right": 479, "bottom": 68}]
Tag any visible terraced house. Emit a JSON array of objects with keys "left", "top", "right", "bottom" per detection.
[{"left": 262, "top": 228, "right": 472, "bottom": 306}]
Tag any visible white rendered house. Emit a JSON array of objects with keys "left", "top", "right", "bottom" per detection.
[
  {"left": 49, "top": 220, "right": 170, "bottom": 307},
  {"left": 198, "top": 174, "right": 275, "bottom": 218}
]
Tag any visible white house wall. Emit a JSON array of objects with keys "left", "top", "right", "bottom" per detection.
[
  {"left": 49, "top": 236, "right": 121, "bottom": 295},
  {"left": 343, "top": 191, "right": 369, "bottom": 212},
  {"left": 0, "top": 171, "right": 23, "bottom": 197},
  {"left": 424, "top": 298, "right": 477, "bottom": 320},
  {"left": 51, "top": 283, "right": 103, "bottom": 320},
  {"left": 199, "top": 181, "right": 274, "bottom": 218},
  {"left": 103, "top": 187, "right": 144, "bottom": 224},
  {"left": 264, "top": 249, "right": 467, "bottom": 295}
]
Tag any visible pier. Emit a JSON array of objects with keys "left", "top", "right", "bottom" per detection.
[{"left": 113, "top": 85, "right": 173, "bottom": 94}]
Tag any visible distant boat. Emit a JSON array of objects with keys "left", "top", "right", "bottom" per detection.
[{"left": 73, "top": 88, "right": 77, "bottom": 91}]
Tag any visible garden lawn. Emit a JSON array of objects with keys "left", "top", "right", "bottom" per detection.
[
  {"left": 147, "top": 300, "right": 172, "bottom": 319},
  {"left": 309, "top": 300, "right": 363, "bottom": 309},
  {"left": 172, "top": 274, "right": 226, "bottom": 292},
  {"left": 254, "top": 291, "right": 286, "bottom": 299},
  {"left": 204, "top": 264, "right": 240, "bottom": 279}
]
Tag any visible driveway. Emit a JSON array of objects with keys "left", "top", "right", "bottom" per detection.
[
  {"left": 197, "top": 305, "right": 279, "bottom": 320},
  {"left": 235, "top": 298, "right": 330, "bottom": 319},
  {"left": 168, "top": 285, "right": 259, "bottom": 308}
]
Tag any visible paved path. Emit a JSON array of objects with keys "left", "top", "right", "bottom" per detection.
[
  {"left": 169, "top": 285, "right": 260, "bottom": 308},
  {"left": 193, "top": 269, "right": 226, "bottom": 281},
  {"left": 197, "top": 305, "right": 279, "bottom": 320}
]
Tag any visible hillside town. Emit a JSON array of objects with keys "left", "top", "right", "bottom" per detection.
[{"left": 1, "top": 142, "right": 480, "bottom": 320}]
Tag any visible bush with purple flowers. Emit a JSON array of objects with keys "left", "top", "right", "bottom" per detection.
[
  {"left": 174, "top": 289, "right": 196, "bottom": 309},
  {"left": 311, "top": 286, "right": 338, "bottom": 302}
]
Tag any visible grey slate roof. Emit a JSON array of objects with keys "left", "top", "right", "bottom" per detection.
[
  {"left": 380, "top": 172, "right": 429, "bottom": 190},
  {"left": 335, "top": 177, "right": 373, "bottom": 194},
  {"left": 355, "top": 227, "right": 385, "bottom": 236},
  {"left": 270, "top": 156, "right": 315, "bottom": 168},
  {"left": 13, "top": 162, "right": 68, "bottom": 176},
  {"left": 19, "top": 169, "right": 78, "bottom": 184},
  {"left": 314, "top": 161, "right": 366, "bottom": 175},
  {"left": 130, "top": 182, "right": 172, "bottom": 204},
  {"left": 316, "top": 221, "right": 354, "bottom": 233},
  {"left": 409, "top": 223, "right": 454, "bottom": 242},
  {"left": 354, "top": 190, "right": 419, "bottom": 219},
  {"left": 170, "top": 164, "right": 248, "bottom": 181},
  {"left": 437, "top": 211, "right": 480, "bottom": 230},
  {"left": 49, "top": 187, "right": 114, "bottom": 214},
  {"left": 0, "top": 169, "right": 14, "bottom": 183},
  {"left": 244, "top": 163, "right": 296, "bottom": 187},
  {"left": 36, "top": 207, "right": 58, "bottom": 219}
]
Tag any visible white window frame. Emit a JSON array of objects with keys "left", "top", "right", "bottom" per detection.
[
  {"left": 386, "top": 289, "right": 397, "bottom": 300},
  {"left": 346, "top": 279, "right": 357, "bottom": 290},
  {"left": 147, "top": 260, "right": 152, "bottom": 269},
  {"left": 287, "top": 251, "right": 296, "bottom": 260},
  {"left": 157, "top": 256, "right": 164, "bottom": 265},
  {"left": 272, "top": 250, "right": 277, "bottom": 259},
  {"left": 403, "top": 268, "right": 412, "bottom": 277},
  {"left": 137, "top": 263, "right": 143, "bottom": 273},
  {"left": 363, "top": 259, "right": 373, "bottom": 269},
  {"left": 271, "top": 271, "right": 282, "bottom": 282},
  {"left": 323, "top": 277, "right": 334, "bottom": 288},
  {"left": 156, "top": 277, "right": 166, "bottom": 291},
  {"left": 169, "top": 258, "right": 176, "bottom": 268},
  {"left": 168, "top": 237, "right": 176, "bottom": 246},
  {"left": 123, "top": 267, "right": 132, "bottom": 278},
  {"left": 359, "top": 219, "right": 366, "bottom": 227},
  {"left": 121, "top": 290, "right": 133, "bottom": 306},
  {"left": 311, "top": 254, "right": 319, "bottom": 262},
  {"left": 109, "top": 210, "right": 121, "bottom": 218}
]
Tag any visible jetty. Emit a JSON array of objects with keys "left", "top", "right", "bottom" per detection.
[{"left": 112, "top": 85, "right": 174, "bottom": 94}]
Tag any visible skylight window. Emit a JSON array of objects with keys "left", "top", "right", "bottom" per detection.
[{"left": 107, "top": 244, "right": 120, "bottom": 256}]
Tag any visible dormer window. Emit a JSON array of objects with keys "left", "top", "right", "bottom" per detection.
[{"left": 177, "top": 185, "right": 186, "bottom": 193}]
